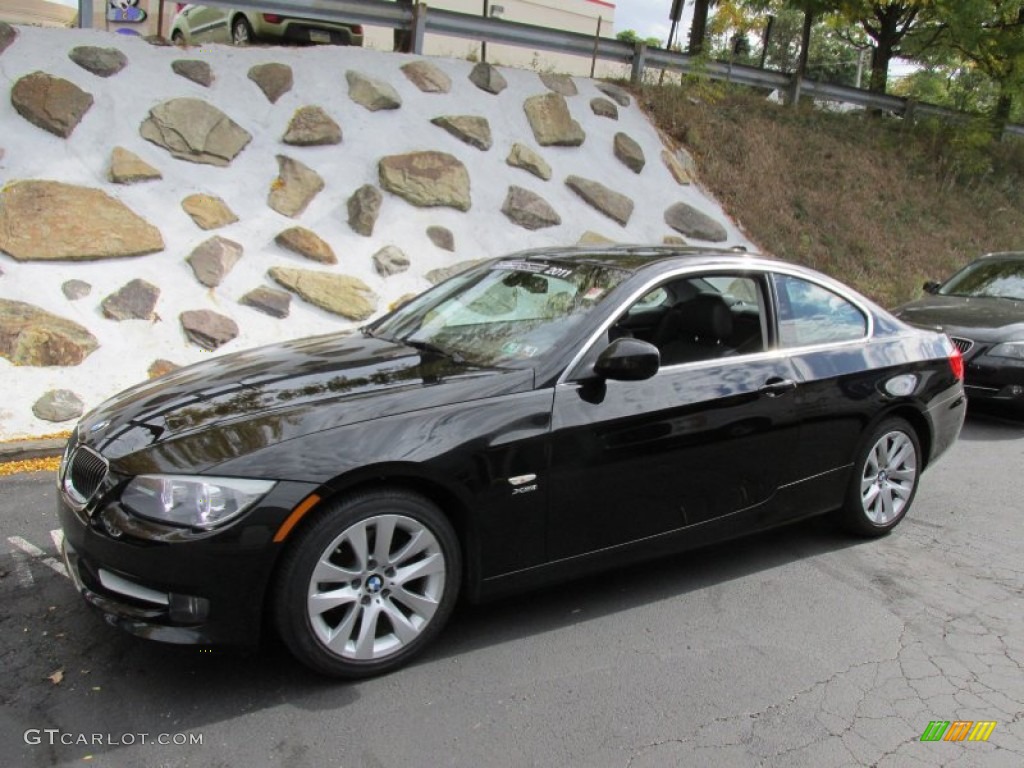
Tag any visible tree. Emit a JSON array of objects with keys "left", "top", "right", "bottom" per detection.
[
  {"left": 616, "top": 29, "right": 664, "bottom": 49},
  {"left": 689, "top": 0, "right": 718, "bottom": 54},
  {"left": 838, "top": 2, "right": 941, "bottom": 94},
  {"left": 931, "top": 0, "right": 1024, "bottom": 126}
]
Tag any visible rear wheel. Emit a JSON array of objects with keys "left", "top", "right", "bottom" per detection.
[
  {"left": 840, "top": 417, "right": 921, "bottom": 536},
  {"left": 171, "top": 31, "right": 185, "bottom": 46},
  {"left": 274, "top": 490, "right": 461, "bottom": 678},
  {"left": 231, "top": 16, "right": 254, "bottom": 46}
]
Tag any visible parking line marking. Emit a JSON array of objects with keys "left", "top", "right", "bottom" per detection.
[
  {"left": 9, "top": 549, "right": 34, "bottom": 588},
  {"left": 50, "top": 529, "right": 64, "bottom": 553},
  {"left": 7, "top": 535, "right": 67, "bottom": 578}
]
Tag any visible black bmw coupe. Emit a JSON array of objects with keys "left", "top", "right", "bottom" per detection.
[
  {"left": 58, "top": 246, "right": 966, "bottom": 677},
  {"left": 895, "top": 251, "right": 1024, "bottom": 412}
]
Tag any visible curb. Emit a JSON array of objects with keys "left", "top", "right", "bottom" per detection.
[{"left": 0, "top": 439, "right": 65, "bottom": 463}]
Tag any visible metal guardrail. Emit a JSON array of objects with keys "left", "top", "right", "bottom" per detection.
[{"left": 153, "top": 0, "right": 1022, "bottom": 139}]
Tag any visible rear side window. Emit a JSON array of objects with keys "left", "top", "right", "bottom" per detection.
[{"left": 773, "top": 274, "right": 867, "bottom": 347}]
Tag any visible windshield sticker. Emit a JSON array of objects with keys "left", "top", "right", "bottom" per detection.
[
  {"left": 543, "top": 266, "right": 574, "bottom": 279},
  {"left": 583, "top": 287, "right": 606, "bottom": 301},
  {"left": 494, "top": 260, "right": 548, "bottom": 274}
]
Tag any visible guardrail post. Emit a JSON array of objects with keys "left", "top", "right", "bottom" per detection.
[
  {"left": 787, "top": 73, "right": 802, "bottom": 107},
  {"left": 630, "top": 42, "right": 647, "bottom": 86},
  {"left": 78, "top": 0, "right": 93, "bottom": 28},
  {"left": 411, "top": 3, "right": 428, "bottom": 55},
  {"left": 903, "top": 99, "right": 917, "bottom": 125}
]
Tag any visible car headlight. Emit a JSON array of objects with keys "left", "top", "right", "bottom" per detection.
[
  {"left": 987, "top": 341, "right": 1024, "bottom": 360},
  {"left": 120, "top": 475, "right": 276, "bottom": 530}
]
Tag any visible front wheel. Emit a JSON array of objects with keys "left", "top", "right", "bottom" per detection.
[
  {"left": 274, "top": 490, "right": 461, "bottom": 678},
  {"left": 840, "top": 417, "right": 921, "bottom": 537}
]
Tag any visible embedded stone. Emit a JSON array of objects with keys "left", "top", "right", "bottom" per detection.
[
  {"left": 0, "top": 21, "right": 16, "bottom": 54},
  {"left": 468, "top": 62, "right": 507, "bottom": 94},
  {"left": 347, "top": 185, "right": 383, "bottom": 237},
  {"left": 62, "top": 280, "right": 91, "bottom": 301},
  {"left": 275, "top": 226, "right": 336, "bottom": 265},
  {"left": 662, "top": 148, "right": 696, "bottom": 185},
  {"left": 180, "top": 310, "right": 238, "bottom": 350},
  {"left": 378, "top": 151, "right": 471, "bottom": 212},
  {"left": 578, "top": 231, "right": 615, "bottom": 245},
  {"left": 171, "top": 59, "right": 213, "bottom": 87},
  {"left": 101, "top": 278, "right": 160, "bottom": 321},
  {"left": 431, "top": 115, "right": 492, "bottom": 151},
  {"left": 614, "top": 132, "right": 645, "bottom": 174},
  {"left": 540, "top": 73, "right": 577, "bottom": 97},
  {"left": 148, "top": 359, "right": 180, "bottom": 378},
  {"left": 501, "top": 186, "right": 561, "bottom": 230},
  {"left": 664, "top": 202, "right": 728, "bottom": 242},
  {"left": 187, "top": 236, "right": 243, "bottom": 287},
  {"left": 0, "top": 181, "right": 163, "bottom": 261},
  {"left": 524, "top": 93, "right": 585, "bottom": 147},
  {"left": 268, "top": 155, "right": 325, "bottom": 218},
  {"left": 181, "top": 194, "right": 238, "bottom": 230},
  {"left": 268, "top": 267, "right": 377, "bottom": 321},
  {"left": 32, "top": 390, "right": 84, "bottom": 422},
  {"left": 426, "top": 260, "right": 485, "bottom": 284},
  {"left": 590, "top": 97, "right": 618, "bottom": 119},
  {"left": 373, "top": 245, "right": 410, "bottom": 276},
  {"left": 248, "top": 63, "right": 293, "bottom": 103},
  {"left": 109, "top": 146, "right": 162, "bottom": 183},
  {"left": 347, "top": 70, "right": 401, "bottom": 111},
  {"left": 68, "top": 46, "right": 127, "bottom": 78},
  {"left": 140, "top": 98, "right": 251, "bottom": 166},
  {"left": 401, "top": 60, "right": 451, "bottom": 93},
  {"left": 11, "top": 72, "right": 93, "bottom": 138},
  {"left": 427, "top": 226, "right": 454, "bottom": 251},
  {"left": 506, "top": 143, "right": 551, "bottom": 181},
  {"left": 0, "top": 299, "right": 99, "bottom": 366},
  {"left": 282, "top": 106, "right": 341, "bottom": 146},
  {"left": 596, "top": 83, "right": 631, "bottom": 107},
  {"left": 566, "top": 176, "right": 633, "bottom": 226},
  {"left": 240, "top": 286, "right": 291, "bottom": 319}
]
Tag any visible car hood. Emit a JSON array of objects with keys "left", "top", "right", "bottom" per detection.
[
  {"left": 77, "top": 332, "right": 532, "bottom": 472},
  {"left": 894, "top": 295, "right": 1024, "bottom": 341}
]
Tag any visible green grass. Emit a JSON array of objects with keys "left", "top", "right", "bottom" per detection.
[{"left": 638, "top": 84, "right": 1024, "bottom": 307}]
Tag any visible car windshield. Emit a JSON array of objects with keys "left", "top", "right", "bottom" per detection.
[
  {"left": 369, "top": 258, "right": 630, "bottom": 367},
  {"left": 940, "top": 257, "right": 1024, "bottom": 300}
]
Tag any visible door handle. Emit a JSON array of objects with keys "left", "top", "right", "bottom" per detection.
[{"left": 761, "top": 377, "right": 797, "bottom": 397}]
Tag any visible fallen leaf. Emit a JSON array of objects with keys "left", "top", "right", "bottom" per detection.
[{"left": 48, "top": 669, "right": 64, "bottom": 685}]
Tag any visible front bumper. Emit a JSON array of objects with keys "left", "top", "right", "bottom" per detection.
[{"left": 58, "top": 476, "right": 318, "bottom": 647}]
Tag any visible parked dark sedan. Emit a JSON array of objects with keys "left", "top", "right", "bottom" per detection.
[
  {"left": 895, "top": 252, "right": 1024, "bottom": 410},
  {"left": 58, "top": 247, "right": 965, "bottom": 678}
]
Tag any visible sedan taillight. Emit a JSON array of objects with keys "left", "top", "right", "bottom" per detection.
[{"left": 262, "top": 13, "right": 282, "bottom": 23}]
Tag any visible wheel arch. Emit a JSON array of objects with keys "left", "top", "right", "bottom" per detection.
[
  {"left": 875, "top": 404, "right": 932, "bottom": 470},
  {"left": 262, "top": 464, "right": 477, "bottom": 625}
]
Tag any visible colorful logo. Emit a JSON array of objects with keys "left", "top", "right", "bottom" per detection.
[{"left": 920, "top": 721, "right": 996, "bottom": 742}]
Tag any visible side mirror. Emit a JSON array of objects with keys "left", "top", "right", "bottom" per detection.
[
  {"left": 923, "top": 281, "right": 941, "bottom": 294},
  {"left": 593, "top": 338, "right": 660, "bottom": 381}
]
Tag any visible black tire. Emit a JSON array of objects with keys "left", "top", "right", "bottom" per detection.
[
  {"left": 274, "top": 490, "right": 461, "bottom": 678},
  {"left": 231, "top": 16, "right": 254, "bottom": 46},
  {"left": 840, "top": 417, "right": 921, "bottom": 537},
  {"left": 171, "top": 31, "right": 185, "bottom": 46}
]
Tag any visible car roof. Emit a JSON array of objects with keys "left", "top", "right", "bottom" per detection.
[{"left": 501, "top": 244, "right": 792, "bottom": 273}]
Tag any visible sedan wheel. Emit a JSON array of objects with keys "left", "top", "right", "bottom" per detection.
[
  {"left": 841, "top": 418, "right": 920, "bottom": 536},
  {"left": 274, "top": 490, "right": 461, "bottom": 678}
]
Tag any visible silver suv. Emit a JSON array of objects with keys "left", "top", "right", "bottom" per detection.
[{"left": 170, "top": 5, "right": 364, "bottom": 47}]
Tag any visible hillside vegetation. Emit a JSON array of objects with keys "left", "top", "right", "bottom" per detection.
[{"left": 639, "top": 84, "right": 1024, "bottom": 307}]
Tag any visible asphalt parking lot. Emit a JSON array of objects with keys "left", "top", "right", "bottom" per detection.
[{"left": 1, "top": 409, "right": 1022, "bottom": 768}]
